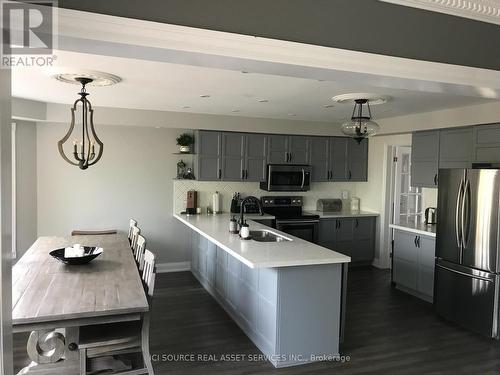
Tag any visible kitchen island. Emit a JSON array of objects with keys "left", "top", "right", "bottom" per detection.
[{"left": 174, "top": 213, "right": 350, "bottom": 368}]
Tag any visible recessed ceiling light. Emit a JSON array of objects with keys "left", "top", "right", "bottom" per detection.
[
  {"left": 231, "top": 109, "right": 240, "bottom": 113},
  {"left": 241, "top": 71, "right": 249, "bottom": 74},
  {"left": 323, "top": 104, "right": 334, "bottom": 108},
  {"left": 258, "top": 99, "right": 269, "bottom": 103},
  {"left": 200, "top": 94, "right": 211, "bottom": 98},
  {"left": 288, "top": 113, "right": 296, "bottom": 117},
  {"left": 332, "top": 93, "right": 391, "bottom": 105},
  {"left": 182, "top": 106, "right": 191, "bottom": 109}
]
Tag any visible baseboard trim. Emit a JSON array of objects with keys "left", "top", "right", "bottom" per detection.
[{"left": 156, "top": 261, "right": 191, "bottom": 273}]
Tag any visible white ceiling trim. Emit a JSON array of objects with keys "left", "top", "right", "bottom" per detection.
[
  {"left": 54, "top": 7, "right": 500, "bottom": 98},
  {"left": 380, "top": 0, "right": 500, "bottom": 25}
]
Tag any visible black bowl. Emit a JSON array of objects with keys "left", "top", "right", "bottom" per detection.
[{"left": 49, "top": 246, "right": 103, "bottom": 265}]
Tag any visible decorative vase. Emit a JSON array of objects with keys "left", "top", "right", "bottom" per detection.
[{"left": 179, "top": 145, "right": 190, "bottom": 153}]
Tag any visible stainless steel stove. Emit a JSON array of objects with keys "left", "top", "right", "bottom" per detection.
[{"left": 261, "top": 196, "right": 320, "bottom": 243}]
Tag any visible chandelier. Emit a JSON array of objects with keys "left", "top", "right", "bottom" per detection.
[
  {"left": 341, "top": 99, "right": 380, "bottom": 143},
  {"left": 57, "top": 77, "right": 103, "bottom": 170}
]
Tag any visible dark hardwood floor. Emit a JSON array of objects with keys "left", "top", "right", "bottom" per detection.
[{"left": 14, "top": 267, "right": 500, "bottom": 374}]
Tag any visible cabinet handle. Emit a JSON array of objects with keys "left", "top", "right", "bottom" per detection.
[
  {"left": 355, "top": 218, "right": 359, "bottom": 228},
  {"left": 289, "top": 153, "right": 292, "bottom": 162},
  {"left": 417, "top": 236, "right": 421, "bottom": 248},
  {"left": 218, "top": 169, "right": 221, "bottom": 179},
  {"left": 414, "top": 236, "right": 418, "bottom": 247},
  {"left": 434, "top": 173, "right": 438, "bottom": 186},
  {"left": 245, "top": 170, "right": 248, "bottom": 179},
  {"left": 241, "top": 169, "right": 245, "bottom": 179},
  {"left": 349, "top": 170, "right": 352, "bottom": 180},
  {"left": 285, "top": 152, "right": 289, "bottom": 162}
]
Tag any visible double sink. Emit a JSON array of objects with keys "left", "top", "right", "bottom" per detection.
[{"left": 250, "top": 230, "right": 291, "bottom": 243}]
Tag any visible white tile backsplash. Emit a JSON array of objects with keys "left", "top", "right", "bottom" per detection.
[{"left": 173, "top": 180, "right": 357, "bottom": 214}]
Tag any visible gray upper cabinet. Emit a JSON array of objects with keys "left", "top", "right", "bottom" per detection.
[
  {"left": 221, "top": 132, "right": 246, "bottom": 181},
  {"left": 439, "top": 127, "right": 472, "bottom": 168},
  {"left": 198, "top": 131, "right": 267, "bottom": 181},
  {"left": 267, "top": 135, "right": 289, "bottom": 164},
  {"left": 197, "top": 130, "right": 367, "bottom": 183},
  {"left": 347, "top": 138, "right": 368, "bottom": 181},
  {"left": 244, "top": 133, "right": 267, "bottom": 182},
  {"left": 411, "top": 130, "right": 440, "bottom": 188},
  {"left": 309, "top": 137, "right": 330, "bottom": 182},
  {"left": 267, "top": 135, "right": 309, "bottom": 164},
  {"left": 288, "top": 136, "right": 309, "bottom": 164},
  {"left": 197, "top": 130, "right": 222, "bottom": 181},
  {"left": 330, "top": 137, "right": 349, "bottom": 181},
  {"left": 473, "top": 123, "right": 500, "bottom": 163}
]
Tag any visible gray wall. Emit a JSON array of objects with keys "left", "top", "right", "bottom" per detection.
[
  {"left": 36, "top": 123, "right": 191, "bottom": 264},
  {"left": 58, "top": 0, "right": 500, "bottom": 71},
  {"left": 14, "top": 121, "right": 37, "bottom": 260}
]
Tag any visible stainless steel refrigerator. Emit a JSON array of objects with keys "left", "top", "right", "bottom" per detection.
[{"left": 435, "top": 168, "right": 500, "bottom": 338}]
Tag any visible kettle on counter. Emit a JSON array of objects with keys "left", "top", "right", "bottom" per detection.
[{"left": 424, "top": 207, "right": 437, "bottom": 225}]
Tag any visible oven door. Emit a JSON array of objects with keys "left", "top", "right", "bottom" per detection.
[
  {"left": 262, "top": 165, "right": 311, "bottom": 191},
  {"left": 275, "top": 219, "right": 319, "bottom": 244}
]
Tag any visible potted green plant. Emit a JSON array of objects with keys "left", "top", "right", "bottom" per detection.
[{"left": 176, "top": 133, "right": 194, "bottom": 153}]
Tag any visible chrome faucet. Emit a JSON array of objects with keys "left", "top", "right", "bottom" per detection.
[{"left": 239, "top": 196, "right": 264, "bottom": 229}]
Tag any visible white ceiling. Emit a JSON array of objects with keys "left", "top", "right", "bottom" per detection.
[{"left": 12, "top": 50, "right": 494, "bottom": 123}]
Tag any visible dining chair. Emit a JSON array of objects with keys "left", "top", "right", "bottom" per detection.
[
  {"left": 128, "top": 219, "right": 137, "bottom": 244},
  {"left": 71, "top": 230, "right": 118, "bottom": 236},
  {"left": 134, "top": 235, "right": 146, "bottom": 270},
  {"left": 130, "top": 226, "right": 141, "bottom": 252},
  {"left": 78, "top": 250, "right": 157, "bottom": 375}
]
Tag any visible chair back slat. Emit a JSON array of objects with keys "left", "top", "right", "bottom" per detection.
[
  {"left": 135, "top": 235, "right": 147, "bottom": 269},
  {"left": 71, "top": 230, "right": 117, "bottom": 236},
  {"left": 142, "top": 250, "right": 156, "bottom": 297},
  {"left": 130, "top": 226, "right": 141, "bottom": 251},
  {"left": 128, "top": 219, "right": 137, "bottom": 240}
]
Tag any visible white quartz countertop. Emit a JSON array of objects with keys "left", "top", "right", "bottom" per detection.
[
  {"left": 390, "top": 222, "right": 436, "bottom": 237},
  {"left": 305, "top": 210, "right": 379, "bottom": 218},
  {"left": 174, "top": 213, "right": 351, "bottom": 268}
]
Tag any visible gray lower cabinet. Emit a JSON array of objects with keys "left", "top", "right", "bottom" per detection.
[
  {"left": 411, "top": 130, "right": 440, "bottom": 188},
  {"left": 190, "top": 230, "right": 343, "bottom": 368},
  {"left": 473, "top": 123, "right": 500, "bottom": 163},
  {"left": 392, "top": 229, "right": 435, "bottom": 301},
  {"left": 439, "top": 127, "right": 472, "bottom": 168},
  {"left": 318, "top": 217, "right": 375, "bottom": 263}
]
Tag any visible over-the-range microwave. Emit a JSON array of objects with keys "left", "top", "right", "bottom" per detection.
[{"left": 260, "top": 164, "right": 311, "bottom": 192}]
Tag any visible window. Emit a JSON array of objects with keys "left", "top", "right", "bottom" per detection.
[{"left": 394, "top": 147, "right": 423, "bottom": 225}]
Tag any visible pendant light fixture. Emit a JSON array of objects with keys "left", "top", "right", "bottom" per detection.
[
  {"left": 341, "top": 98, "right": 380, "bottom": 143},
  {"left": 57, "top": 77, "right": 103, "bottom": 170}
]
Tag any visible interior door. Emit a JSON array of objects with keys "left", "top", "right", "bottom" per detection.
[
  {"left": 435, "top": 169, "right": 465, "bottom": 264},
  {"left": 461, "top": 169, "right": 500, "bottom": 273}
]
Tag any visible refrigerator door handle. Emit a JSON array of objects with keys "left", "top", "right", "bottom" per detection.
[
  {"left": 455, "top": 178, "right": 464, "bottom": 251},
  {"left": 461, "top": 178, "right": 470, "bottom": 250}
]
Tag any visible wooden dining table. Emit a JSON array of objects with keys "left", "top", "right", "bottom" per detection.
[{"left": 12, "top": 234, "right": 149, "bottom": 375}]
